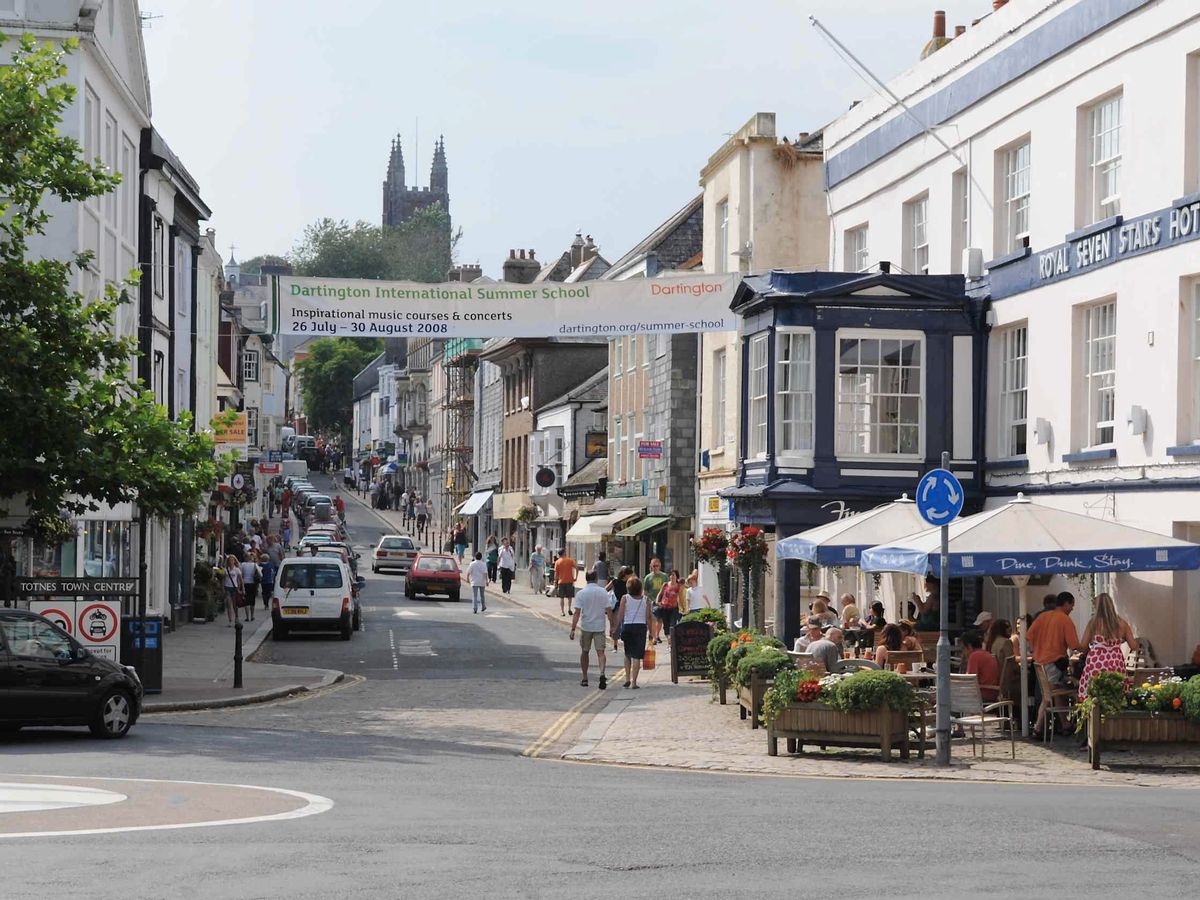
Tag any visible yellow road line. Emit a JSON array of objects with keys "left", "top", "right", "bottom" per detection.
[{"left": 523, "top": 689, "right": 607, "bottom": 758}]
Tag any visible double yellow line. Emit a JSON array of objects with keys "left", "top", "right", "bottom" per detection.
[{"left": 523, "top": 689, "right": 606, "bottom": 758}]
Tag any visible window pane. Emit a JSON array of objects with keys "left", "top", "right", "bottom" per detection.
[{"left": 836, "top": 335, "right": 923, "bottom": 456}]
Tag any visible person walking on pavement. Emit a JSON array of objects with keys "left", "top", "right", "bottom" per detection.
[
  {"left": 655, "top": 569, "right": 683, "bottom": 639},
  {"left": 334, "top": 493, "right": 346, "bottom": 524},
  {"left": 484, "top": 535, "right": 499, "bottom": 582},
  {"left": 571, "top": 569, "right": 612, "bottom": 689},
  {"left": 260, "top": 551, "right": 277, "bottom": 611},
  {"left": 498, "top": 537, "right": 515, "bottom": 594},
  {"left": 554, "top": 548, "right": 577, "bottom": 616},
  {"left": 643, "top": 558, "right": 668, "bottom": 644},
  {"left": 466, "top": 551, "right": 489, "bottom": 613},
  {"left": 415, "top": 496, "right": 429, "bottom": 537},
  {"left": 240, "top": 553, "right": 262, "bottom": 622},
  {"left": 614, "top": 575, "right": 651, "bottom": 689},
  {"left": 528, "top": 545, "right": 546, "bottom": 593},
  {"left": 221, "top": 554, "right": 243, "bottom": 627},
  {"left": 593, "top": 551, "right": 609, "bottom": 587},
  {"left": 608, "top": 566, "right": 632, "bottom": 650},
  {"left": 453, "top": 522, "right": 467, "bottom": 562}
]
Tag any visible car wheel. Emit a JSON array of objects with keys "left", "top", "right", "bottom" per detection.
[
  {"left": 89, "top": 689, "right": 135, "bottom": 739},
  {"left": 353, "top": 608, "right": 362, "bottom": 631},
  {"left": 371, "top": 565, "right": 377, "bottom": 574},
  {"left": 340, "top": 619, "right": 353, "bottom": 641},
  {"left": 273, "top": 625, "right": 288, "bottom": 640}
]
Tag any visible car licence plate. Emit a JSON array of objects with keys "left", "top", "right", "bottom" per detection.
[{"left": 282, "top": 607, "right": 309, "bottom": 616}]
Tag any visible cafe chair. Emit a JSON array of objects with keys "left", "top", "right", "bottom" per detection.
[
  {"left": 949, "top": 673, "right": 1016, "bottom": 759},
  {"left": 1033, "top": 664, "right": 1076, "bottom": 743}
]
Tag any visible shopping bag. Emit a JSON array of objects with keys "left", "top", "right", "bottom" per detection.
[{"left": 643, "top": 645, "right": 656, "bottom": 670}]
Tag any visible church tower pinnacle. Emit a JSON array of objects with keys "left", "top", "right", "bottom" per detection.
[{"left": 430, "top": 135, "right": 447, "bottom": 195}]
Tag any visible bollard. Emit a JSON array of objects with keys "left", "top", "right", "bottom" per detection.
[{"left": 233, "top": 620, "right": 243, "bottom": 689}]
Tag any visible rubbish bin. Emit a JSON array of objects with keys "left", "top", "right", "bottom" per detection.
[{"left": 120, "top": 616, "right": 163, "bottom": 694}]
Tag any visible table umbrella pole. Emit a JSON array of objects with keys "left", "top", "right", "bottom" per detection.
[{"left": 1015, "top": 577, "right": 1030, "bottom": 737}]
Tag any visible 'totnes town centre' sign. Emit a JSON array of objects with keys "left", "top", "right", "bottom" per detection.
[{"left": 270, "top": 274, "right": 739, "bottom": 338}]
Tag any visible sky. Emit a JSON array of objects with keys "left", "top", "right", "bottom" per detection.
[{"left": 141, "top": 0, "right": 996, "bottom": 277}]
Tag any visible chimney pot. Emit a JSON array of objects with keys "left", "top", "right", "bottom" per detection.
[
  {"left": 993, "top": 0, "right": 1008, "bottom": 10},
  {"left": 509, "top": 249, "right": 515, "bottom": 259},
  {"left": 519, "top": 249, "right": 526, "bottom": 260},
  {"left": 954, "top": 25, "right": 965, "bottom": 37},
  {"left": 933, "top": 10, "right": 946, "bottom": 39},
  {"left": 529, "top": 250, "right": 536, "bottom": 260},
  {"left": 879, "top": 260, "right": 892, "bottom": 274},
  {"left": 797, "top": 132, "right": 810, "bottom": 143}
]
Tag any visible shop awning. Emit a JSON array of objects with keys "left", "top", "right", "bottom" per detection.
[
  {"left": 565, "top": 508, "right": 644, "bottom": 544},
  {"left": 379, "top": 462, "right": 398, "bottom": 475},
  {"left": 615, "top": 515, "right": 671, "bottom": 539},
  {"left": 456, "top": 490, "right": 494, "bottom": 516}
]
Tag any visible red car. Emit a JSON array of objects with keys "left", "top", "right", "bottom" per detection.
[{"left": 404, "top": 553, "right": 461, "bottom": 602}]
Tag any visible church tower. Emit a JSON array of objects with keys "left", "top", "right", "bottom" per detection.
[{"left": 382, "top": 133, "right": 450, "bottom": 229}]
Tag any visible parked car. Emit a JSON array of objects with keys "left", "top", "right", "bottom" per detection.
[
  {"left": 404, "top": 552, "right": 461, "bottom": 601},
  {"left": 372, "top": 534, "right": 418, "bottom": 574},
  {"left": 305, "top": 522, "right": 345, "bottom": 542},
  {"left": 321, "top": 541, "right": 360, "bottom": 576},
  {"left": 272, "top": 557, "right": 359, "bottom": 640},
  {"left": 0, "top": 609, "right": 143, "bottom": 738}
]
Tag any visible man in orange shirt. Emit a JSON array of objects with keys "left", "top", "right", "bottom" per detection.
[
  {"left": 553, "top": 548, "right": 578, "bottom": 617},
  {"left": 1025, "top": 592, "right": 1080, "bottom": 685}
]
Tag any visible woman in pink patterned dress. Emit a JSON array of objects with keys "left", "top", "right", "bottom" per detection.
[{"left": 1077, "top": 593, "right": 1137, "bottom": 700}]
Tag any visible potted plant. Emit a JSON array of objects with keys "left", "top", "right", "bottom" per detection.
[
  {"left": 679, "top": 607, "right": 727, "bottom": 631},
  {"left": 691, "top": 527, "right": 730, "bottom": 607},
  {"left": 1084, "top": 672, "right": 1200, "bottom": 767},
  {"left": 514, "top": 505, "right": 538, "bottom": 527},
  {"left": 728, "top": 526, "right": 771, "bottom": 630}
]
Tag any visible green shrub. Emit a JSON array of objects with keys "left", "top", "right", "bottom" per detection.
[
  {"left": 733, "top": 646, "right": 792, "bottom": 688},
  {"left": 760, "top": 668, "right": 821, "bottom": 725},
  {"left": 1181, "top": 675, "right": 1200, "bottom": 725},
  {"left": 706, "top": 632, "right": 738, "bottom": 671},
  {"left": 827, "top": 669, "right": 914, "bottom": 713},
  {"left": 680, "top": 608, "right": 727, "bottom": 630},
  {"left": 1073, "top": 670, "right": 1127, "bottom": 734}
]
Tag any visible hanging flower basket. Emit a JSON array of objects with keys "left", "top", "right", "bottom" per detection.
[
  {"left": 515, "top": 505, "right": 539, "bottom": 526},
  {"left": 727, "top": 526, "right": 771, "bottom": 573},
  {"left": 691, "top": 527, "right": 730, "bottom": 565}
]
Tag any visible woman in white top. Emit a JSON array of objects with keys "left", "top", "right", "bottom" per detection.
[
  {"left": 222, "top": 554, "right": 244, "bottom": 627},
  {"left": 685, "top": 569, "right": 708, "bottom": 611},
  {"left": 613, "top": 575, "right": 652, "bottom": 689},
  {"left": 240, "top": 555, "right": 262, "bottom": 623}
]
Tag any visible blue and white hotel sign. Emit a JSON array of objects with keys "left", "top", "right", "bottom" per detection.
[{"left": 916, "top": 468, "right": 964, "bottom": 527}]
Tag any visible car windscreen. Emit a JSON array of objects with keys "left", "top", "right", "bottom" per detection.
[
  {"left": 416, "top": 557, "right": 458, "bottom": 573},
  {"left": 381, "top": 538, "right": 415, "bottom": 550},
  {"left": 279, "top": 563, "right": 344, "bottom": 590}
]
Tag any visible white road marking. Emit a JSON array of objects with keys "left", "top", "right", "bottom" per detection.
[
  {"left": 388, "top": 629, "right": 399, "bottom": 670},
  {"left": 0, "top": 777, "right": 333, "bottom": 839},
  {"left": 394, "top": 639, "right": 437, "bottom": 657},
  {"left": 0, "top": 783, "right": 125, "bottom": 814},
  {"left": 393, "top": 609, "right": 421, "bottom": 617}
]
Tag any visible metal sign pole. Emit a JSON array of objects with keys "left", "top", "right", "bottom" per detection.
[{"left": 935, "top": 450, "right": 951, "bottom": 766}]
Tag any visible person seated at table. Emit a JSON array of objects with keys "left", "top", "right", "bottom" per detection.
[
  {"left": 839, "top": 592, "right": 860, "bottom": 629},
  {"left": 810, "top": 597, "right": 838, "bottom": 628},
  {"left": 874, "top": 624, "right": 908, "bottom": 672},
  {"left": 863, "top": 600, "right": 886, "bottom": 630},
  {"left": 983, "top": 618, "right": 1019, "bottom": 698},
  {"left": 963, "top": 631, "right": 1000, "bottom": 702},
  {"left": 806, "top": 627, "right": 843, "bottom": 673},
  {"left": 793, "top": 618, "right": 825, "bottom": 653},
  {"left": 898, "top": 620, "right": 923, "bottom": 652}
]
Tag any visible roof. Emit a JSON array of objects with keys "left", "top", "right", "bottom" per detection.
[
  {"left": 560, "top": 456, "right": 607, "bottom": 492},
  {"left": 731, "top": 269, "right": 972, "bottom": 315},
  {"left": 564, "top": 255, "right": 611, "bottom": 282},
  {"left": 538, "top": 366, "right": 608, "bottom": 412},
  {"left": 604, "top": 194, "right": 704, "bottom": 278}
]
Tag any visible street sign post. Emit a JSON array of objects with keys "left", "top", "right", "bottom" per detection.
[{"left": 916, "top": 455, "right": 963, "bottom": 766}]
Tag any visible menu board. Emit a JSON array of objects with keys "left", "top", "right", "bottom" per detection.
[{"left": 671, "top": 621, "right": 712, "bottom": 683}]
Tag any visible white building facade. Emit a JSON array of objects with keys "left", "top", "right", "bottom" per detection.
[{"left": 823, "top": 0, "right": 1200, "bottom": 664}]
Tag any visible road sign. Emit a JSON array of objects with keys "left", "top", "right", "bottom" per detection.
[
  {"left": 77, "top": 601, "right": 119, "bottom": 647},
  {"left": 29, "top": 601, "right": 74, "bottom": 636},
  {"left": 916, "top": 468, "right": 964, "bottom": 526}
]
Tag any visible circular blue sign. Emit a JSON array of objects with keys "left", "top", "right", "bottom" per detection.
[{"left": 916, "top": 468, "right": 964, "bottom": 526}]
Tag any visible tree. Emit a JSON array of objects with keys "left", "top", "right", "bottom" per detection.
[
  {"left": 238, "top": 254, "right": 288, "bottom": 276},
  {"left": 290, "top": 205, "right": 460, "bottom": 283},
  {"left": 0, "top": 35, "right": 225, "bottom": 543},
  {"left": 296, "top": 338, "right": 382, "bottom": 443}
]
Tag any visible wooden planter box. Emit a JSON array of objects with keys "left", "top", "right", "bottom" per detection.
[
  {"left": 735, "top": 675, "right": 771, "bottom": 729},
  {"left": 1089, "top": 708, "right": 1200, "bottom": 769},
  {"left": 767, "top": 701, "right": 910, "bottom": 761}
]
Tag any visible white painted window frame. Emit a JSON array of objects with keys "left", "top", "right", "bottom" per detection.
[
  {"left": 835, "top": 328, "right": 926, "bottom": 461},
  {"left": 775, "top": 327, "right": 815, "bottom": 464},
  {"left": 1081, "top": 300, "right": 1117, "bottom": 448},
  {"left": 747, "top": 333, "right": 769, "bottom": 459},
  {"left": 998, "top": 325, "right": 1028, "bottom": 457}
]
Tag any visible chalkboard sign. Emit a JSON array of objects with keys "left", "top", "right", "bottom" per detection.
[{"left": 671, "top": 621, "right": 712, "bottom": 683}]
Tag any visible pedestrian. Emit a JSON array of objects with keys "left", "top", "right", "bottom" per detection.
[
  {"left": 685, "top": 569, "right": 708, "bottom": 610},
  {"left": 260, "top": 551, "right": 277, "bottom": 611},
  {"left": 266, "top": 533, "right": 284, "bottom": 569},
  {"left": 281, "top": 519, "right": 292, "bottom": 550},
  {"left": 614, "top": 575, "right": 651, "bottom": 689},
  {"left": 400, "top": 490, "right": 410, "bottom": 524},
  {"left": 528, "top": 544, "right": 546, "bottom": 593},
  {"left": 1077, "top": 593, "right": 1137, "bottom": 703},
  {"left": 240, "top": 553, "right": 261, "bottom": 622},
  {"left": 453, "top": 523, "right": 467, "bottom": 562},
  {"left": 466, "top": 551, "right": 489, "bottom": 613},
  {"left": 334, "top": 493, "right": 346, "bottom": 523},
  {"left": 554, "top": 547, "right": 577, "bottom": 616},
  {"left": 608, "top": 566, "right": 632, "bottom": 650},
  {"left": 655, "top": 569, "right": 682, "bottom": 639},
  {"left": 570, "top": 569, "right": 612, "bottom": 689},
  {"left": 643, "top": 558, "right": 667, "bottom": 643},
  {"left": 281, "top": 486, "right": 292, "bottom": 520},
  {"left": 416, "top": 497, "right": 428, "bottom": 536},
  {"left": 485, "top": 535, "right": 499, "bottom": 582},
  {"left": 407, "top": 492, "right": 416, "bottom": 522},
  {"left": 222, "top": 554, "right": 243, "bottom": 627},
  {"left": 593, "top": 550, "right": 609, "bottom": 587},
  {"left": 498, "top": 537, "right": 515, "bottom": 594}
]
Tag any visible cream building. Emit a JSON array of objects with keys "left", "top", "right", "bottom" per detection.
[{"left": 823, "top": 0, "right": 1200, "bottom": 664}]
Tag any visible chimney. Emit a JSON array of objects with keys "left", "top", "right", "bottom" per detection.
[
  {"left": 502, "top": 247, "right": 540, "bottom": 284},
  {"left": 993, "top": 0, "right": 1008, "bottom": 9},
  {"left": 954, "top": 25, "right": 965, "bottom": 37},
  {"left": 569, "top": 231, "right": 585, "bottom": 268},
  {"left": 528, "top": 249, "right": 536, "bottom": 261},
  {"left": 920, "top": 10, "right": 951, "bottom": 59},
  {"left": 797, "top": 132, "right": 810, "bottom": 144},
  {"left": 583, "top": 235, "right": 598, "bottom": 262}
]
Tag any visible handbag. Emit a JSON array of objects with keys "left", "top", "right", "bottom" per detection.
[{"left": 643, "top": 645, "right": 656, "bottom": 670}]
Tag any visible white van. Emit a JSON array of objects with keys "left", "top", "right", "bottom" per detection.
[{"left": 272, "top": 557, "right": 360, "bottom": 640}]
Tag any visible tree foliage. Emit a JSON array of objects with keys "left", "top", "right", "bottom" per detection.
[
  {"left": 0, "top": 35, "right": 225, "bottom": 542},
  {"left": 289, "top": 205, "right": 459, "bottom": 283},
  {"left": 296, "top": 338, "right": 382, "bottom": 442}
]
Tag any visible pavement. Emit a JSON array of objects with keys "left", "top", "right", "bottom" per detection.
[{"left": 145, "top": 487, "right": 1200, "bottom": 786}]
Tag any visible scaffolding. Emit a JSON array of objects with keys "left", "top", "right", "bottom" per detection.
[{"left": 441, "top": 338, "right": 483, "bottom": 526}]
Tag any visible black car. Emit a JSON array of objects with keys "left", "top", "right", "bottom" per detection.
[{"left": 0, "top": 609, "right": 143, "bottom": 738}]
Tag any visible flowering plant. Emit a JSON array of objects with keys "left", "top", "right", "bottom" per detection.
[
  {"left": 691, "top": 527, "right": 730, "bottom": 565},
  {"left": 727, "top": 526, "right": 771, "bottom": 571}
]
